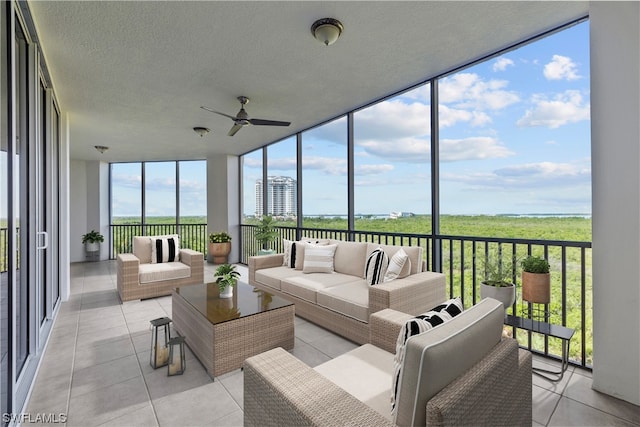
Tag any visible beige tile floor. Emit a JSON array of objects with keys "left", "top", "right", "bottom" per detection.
[{"left": 24, "top": 260, "right": 640, "bottom": 427}]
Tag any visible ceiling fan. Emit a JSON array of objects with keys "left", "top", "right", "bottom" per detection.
[{"left": 200, "top": 96, "right": 291, "bottom": 137}]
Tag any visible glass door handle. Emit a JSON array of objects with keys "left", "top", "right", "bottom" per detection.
[{"left": 37, "top": 231, "right": 49, "bottom": 250}]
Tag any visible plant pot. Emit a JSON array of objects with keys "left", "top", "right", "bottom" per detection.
[
  {"left": 522, "top": 272, "right": 551, "bottom": 304},
  {"left": 480, "top": 281, "right": 516, "bottom": 311},
  {"left": 209, "top": 242, "right": 231, "bottom": 264},
  {"left": 219, "top": 285, "right": 233, "bottom": 299},
  {"left": 257, "top": 248, "right": 275, "bottom": 256},
  {"left": 85, "top": 241, "right": 100, "bottom": 253}
]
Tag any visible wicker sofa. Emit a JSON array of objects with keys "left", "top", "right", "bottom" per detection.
[
  {"left": 248, "top": 239, "right": 446, "bottom": 344},
  {"left": 117, "top": 235, "right": 204, "bottom": 302},
  {"left": 244, "top": 298, "right": 532, "bottom": 426}
]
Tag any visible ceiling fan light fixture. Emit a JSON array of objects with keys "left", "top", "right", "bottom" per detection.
[
  {"left": 311, "top": 18, "right": 343, "bottom": 46},
  {"left": 95, "top": 145, "right": 109, "bottom": 154},
  {"left": 193, "top": 127, "right": 210, "bottom": 137}
]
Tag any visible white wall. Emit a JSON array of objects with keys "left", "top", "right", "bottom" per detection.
[
  {"left": 69, "top": 159, "right": 109, "bottom": 262},
  {"left": 591, "top": 1, "right": 640, "bottom": 406},
  {"left": 69, "top": 159, "right": 87, "bottom": 262},
  {"left": 59, "top": 112, "right": 71, "bottom": 301},
  {"left": 207, "top": 154, "right": 240, "bottom": 263}
]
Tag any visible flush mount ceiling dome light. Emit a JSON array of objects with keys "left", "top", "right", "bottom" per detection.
[
  {"left": 311, "top": 18, "right": 343, "bottom": 46},
  {"left": 193, "top": 127, "right": 210, "bottom": 137}
]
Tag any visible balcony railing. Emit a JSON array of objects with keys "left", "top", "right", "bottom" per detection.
[
  {"left": 240, "top": 224, "right": 592, "bottom": 370},
  {"left": 109, "top": 223, "right": 208, "bottom": 258}
]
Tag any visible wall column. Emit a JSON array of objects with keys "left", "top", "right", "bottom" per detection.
[
  {"left": 207, "top": 154, "right": 240, "bottom": 263},
  {"left": 591, "top": 2, "right": 640, "bottom": 406}
]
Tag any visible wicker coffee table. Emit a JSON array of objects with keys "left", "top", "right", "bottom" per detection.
[{"left": 172, "top": 281, "right": 294, "bottom": 377}]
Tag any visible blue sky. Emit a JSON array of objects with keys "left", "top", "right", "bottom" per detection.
[
  {"left": 110, "top": 21, "right": 590, "bottom": 219},
  {"left": 244, "top": 21, "right": 590, "bottom": 217}
]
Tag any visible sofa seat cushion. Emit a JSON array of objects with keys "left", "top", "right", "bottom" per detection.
[
  {"left": 314, "top": 344, "right": 393, "bottom": 421},
  {"left": 138, "top": 262, "right": 190, "bottom": 284},
  {"left": 281, "top": 273, "right": 361, "bottom": 304},
  {"left": 317, "top": 280, "right": 369, "bottom": 322},
  {"left": 255, "top": 266, "right": 304, "bottom": 290}
]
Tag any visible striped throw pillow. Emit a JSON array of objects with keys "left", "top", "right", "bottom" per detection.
[
  {"left": 391, "top": 297, "right": 463, "bottom": 419},
  {"left": 282, "top": 239, "right": 296, "bottom": 268},
  {"left": 302, "top": 243, "right": 337, "bottom": 273},
  {"left": 365, "top": 247, "right": 389, "bottom": 285},
  {"left": 150, "top": 236, "right": 180, "bottom": 264}
]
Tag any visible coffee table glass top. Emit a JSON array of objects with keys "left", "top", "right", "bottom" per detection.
[{"left": 174, "top": 281, "right": 292, "bottom": 325}]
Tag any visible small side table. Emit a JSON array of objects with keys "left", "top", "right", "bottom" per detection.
[{"left": 504, "top": 314, "right": 575, "bottom": 381}]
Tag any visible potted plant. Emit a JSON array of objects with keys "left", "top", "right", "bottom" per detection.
[
  {"left": 82, "top": 229, "right": 104, "bottom": 253},
  {"left": 208, "top": 231, "right": 232, "bottom": 264},
  {"left": 477, "top": 248, "right": 517, "bottom": 312},
  {"left": 255, "top": 215, "right": 279, "bottom": 255},
  {"left": 520, "top": 255, "right": 551, "bottom": 304},
  {"left": 215, "top": 263, "right": 240, "bottom": 298}
]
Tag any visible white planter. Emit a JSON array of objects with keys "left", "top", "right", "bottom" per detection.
[
  {"left": 219, "top": 285, "right": 234, "bottom": 299},
  {"left": 85, "top": 242, "right": 100, "bottom": 253},
  {"left": 480, "top": 282, "right": 516, "bottom": 311}
]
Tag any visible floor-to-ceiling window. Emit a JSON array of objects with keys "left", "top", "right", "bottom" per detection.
[
  {"left": 354, "top": 85, "right": 432, "bottom": 233},
  {"left": 110, "top": 160, "right": 207, "bottom": 256},
  {"left": 1, "top": 3, "right": 9, "bottom": 420},
  {"left": 301, "top": 117, "right": 348, "bottom": 229},
  {"left": 266, "top": 137, "right": 297, "bottom": 221}
]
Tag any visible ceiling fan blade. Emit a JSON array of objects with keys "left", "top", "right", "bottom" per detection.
[
  {"left": 249, "top": 118, "right": 291, "bottom": 127},
  {"left": 200, "top": 106, "right": 237, "bottom": 120},
  {"left": 227, "top": 123, "right": 243, "bottom": 136}
]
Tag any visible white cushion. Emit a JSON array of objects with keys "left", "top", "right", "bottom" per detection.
[
  {"left": 365, "top": 247, "right": 389, "bottom": 285},
  {"left": 255, "top": 266, "right": 303, "bottom": 290},
  {"left": 303, "top": 244, "right": 337, "bottom": 274},
  {"left": 366, "top": 243, "right": 423, "bottom": 276},
  {"left": 294, "top": 238, "right": 330, "bottom": 270},
  {"left": 314, "top": 344, "right": 393, "bottom": 421},
  {"left": 138, "top": 262, "right": 190, "bottom": 284},
  {"left": 281, "top": 273, "right": 360, "bottom": 303},
  {"left": 331, "top": 240, "right": 369, "bottom": 277},
  {"left": 384, "top": 248, "right": 409, "bottom": 282},
  {"left": 394, "top": 298, "right": 504, "bottom": 426},
  {"left": 317, "top": 280, "right": 369, "bottom": 322},
  {"left": 391, "top": 297, "right": 463, "bottom": 418}
]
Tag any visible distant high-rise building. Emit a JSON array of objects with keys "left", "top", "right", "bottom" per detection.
[{"left": 255, "top": 176, "right": 297, "bottom": 217}]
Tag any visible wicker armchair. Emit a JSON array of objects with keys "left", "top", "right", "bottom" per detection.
[
  {"left": 117, "top": 235, "right": 204, "bottom": 302},
  {"left": 244, "top": 298, "right": 532, "bottom": 426}
]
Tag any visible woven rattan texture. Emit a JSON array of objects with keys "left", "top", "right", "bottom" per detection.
[
  {"left": 243, "top": 347, "right": 394, "bottom": 427},
  {"left": 173, "top": 288, "right": 294, "bottom": 377},
  {"left": 117, "top": 249, "right": 204, "bottom": 302}
]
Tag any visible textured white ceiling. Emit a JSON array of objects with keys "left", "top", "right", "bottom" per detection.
[{"left": 28, "top": 1, "right": 588, "bottom": 162}]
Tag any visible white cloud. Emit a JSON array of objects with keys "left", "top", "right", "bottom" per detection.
[
  {"left": 440, "top": 137, "right": 514, "bottom": 162},
  {"left": 267, "top": 157, "right": 297, "bottom": 171},
  {"left": 493, "top": 57, "right": 514, "bottom": 72},
  {"left": 439, "top": 73, "right": 520, "bottom": 110},
  {"left": 544, "top": 55, "right": 580, "bottom": 81},
  {"left": 357, "top": 136, "right": 430, "bottom": 163},
  {"left": 354, "top": 99, "right": 430, "bottom": 141},
  {"left": 301, "top": 156, "right": 347, "bottom": 176},
  {"left": 443, "top": 160, "right": 590, "bottom": 189},
  {"left": 516, "top": 90, "right": 590, "bottom": 129},
  {"left": 112, "top": 173, "right": 141, "bottom": 188},
  {"left": 355, "top": 164, "right": 394, "bottom": 175}
]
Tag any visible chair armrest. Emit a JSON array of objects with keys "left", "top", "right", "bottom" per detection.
[
  {"left": 426, "top": 339, "right": 531, "bottom": 427},
  {"left": 248, "top": 254, "right": 285, "bottom": 284},
  {"left": 243, "top": 347, "right": 393, "bottom": 427},
  {"left": 369, "top": 271, "right": 447, "bottom": 315},
  {"left": 117, "top": 254, "right": 140, "bottom": 296},
  {"left": 369, "top": 308, "right": 414, "bottom": 354},
  {"left": 179, "top": 248, "right": 203, "bottom": 266}
]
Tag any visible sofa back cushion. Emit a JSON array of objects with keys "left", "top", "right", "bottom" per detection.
[
  {"left": 331, "top": 240, "right": 368, "bottom": 277},
  {"left": 366, "top": 243, "right": 423, "bottom": 276},
  {"left": 133, "top": 234, "right": 180, "bottom": 264},
  {"left": 394, "top": 298, "right": 504, "bottom": 426}
]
